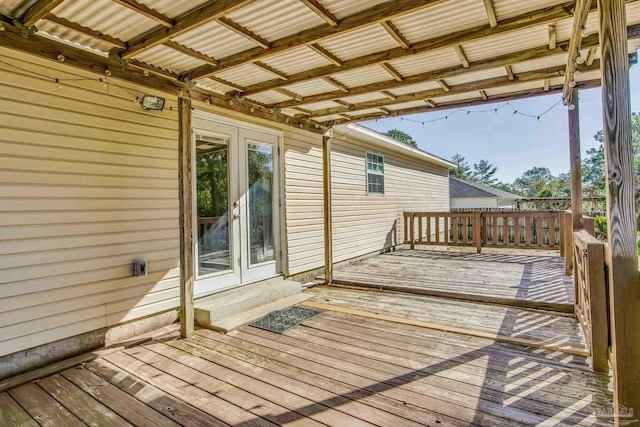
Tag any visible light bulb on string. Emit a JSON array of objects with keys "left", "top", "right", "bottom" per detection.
[
  {"left": 537, "top": 116, "right": 541, "bottom": 123},
  {"left": 569, "top": 80, "right": 576, "bottom": 88},
  {"left": 576, "top": 55, "right": 586, "bottom": 65},
  {"left": 568, "top": 104, "right": 576, "bottom": 111},
  {"left": 55, "top": 78, "right": 62, "bottom": 89}
]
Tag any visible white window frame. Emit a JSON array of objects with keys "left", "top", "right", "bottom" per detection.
[{"left": 365, "top": 151, "right": 385, "bottom": 195}]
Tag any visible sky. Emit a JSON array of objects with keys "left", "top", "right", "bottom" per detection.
[{"left": 363, "top": 64, "right": 640, "bottom": 183}]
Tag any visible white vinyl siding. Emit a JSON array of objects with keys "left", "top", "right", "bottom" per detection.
[
  {"left": 282, "top": 128, "right": 449, "bottom": 275},
  {"left": 0, "top": 48, "right": 180, "bottom": 357}
]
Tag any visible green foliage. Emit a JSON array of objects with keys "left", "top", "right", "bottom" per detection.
[
  {"left": 637, "top": 239, "right": 640, "bottom": 256},
  {"left": 471, "top": 159, "right": 498, "bottom": 185},
  {"left": 383, "top": 129, "right": 418, "bottom": 148},
  {"left": 450, "top": 154, "right": 471, "bottom": 179},
  {"left": 595, "top": 215, "right": 608, "bottom": 239}
]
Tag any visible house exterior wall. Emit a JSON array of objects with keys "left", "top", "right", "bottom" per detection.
[
  {"left": 283, "top": 128, "right": 450, "bottom": 275},
  {"left": 451, "top": 197, "right": 499, "bottom": 209},
  {"left": 0, "top": 48, "right": 450, "bottom": 359},
  {"left": 0, "top": 49, "right": 181, "bottom": 357}
]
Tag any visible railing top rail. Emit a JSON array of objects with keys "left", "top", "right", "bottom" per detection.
[
  {"left": 574, "top": 229, "right": 603, "bottom": 251},
  {"left": 408, "top": 211, "right": 479, "bottom": 217}
]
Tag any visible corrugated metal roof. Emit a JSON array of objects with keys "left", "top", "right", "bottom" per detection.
[
  {"left": 462, "top": 25, "right": 548, "bottom": 62},
  {"left": 0, "top": 0, "right": 26, "bottom": 17},
  {"left": 432, "top": 91, "right": 481, "bottom": 104},
  {"left": 137, "top": 0, "right": 209, "bottom": 19},
  {"left": 261, "top": 47, "right": 333, "bottom": 76},
  {"left": 302, "top": 100, "right": 343, "bottom": 111},
  {"left": 51, "top": 0, "right": 158, "bottom": 41},
  {"left": 214, "top": 63, "right": 274, "bottom": 87},
  {"left": 492, "top": 0, "right": 566, "bottom": 21},
  {"left": 314, "top": 113, "right": 345, "bottom": 122},
  {"left": 246, "top": 90, "right": 292, "bottom": 105},
  {"left": 385, "top": 100, "right": 428, "bottom": 111},
  {"left": 133, "top": 44, "right": 205, "bottom": 74},
  {"left": 173, "top": 21, "right": 257, "bottom": 59},
  {"left": 340, "top": 93, "right": 387, "bottom": 104},
  {"left": 37, "top": 19, "right": 113, "bottom": 53},
  {"left": 485, "top": 80, "right": 542, "bottom": 96},
  {"left": 349, "top": 107, "right": 386, "bottom": 117},
  {"left": 393, "top": 0, "right": 487, "bottom": 44},
  {"left": 388, "top": 48, "right": 461, "bottom": 77},
  {"left": 511, "top": 53, "right": 567, "bottom": 74},
  {"left": 320, "top": 0, "right": 390, "bottom": 20},
  {"left": 197, "top": 78, "right": 237, "bottom": 95},
  {"left": 319, "top": 25, "right": 398, "bottom": 61},
  {"left": 226, "top": 0, "right": 324, "bottom": 42},
  {"left": 283, "top": 79, "right": 336, "bottom": 97},
  {"left": 389, "top": 81, "right": 442, "bottom": 96},
  {"left": 331, "top": 64, "right": 391, "bottom": 87},
  {"left": 444, "top": 68, "right": 506, "bottom": 86}
]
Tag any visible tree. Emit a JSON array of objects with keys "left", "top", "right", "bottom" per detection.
[
  {"left": 383, "top": 129, "right": 418, "bottom": 148},
  {"left": 472, "top": 159, "right": 498, "bottom": 185},
  {"left": 512, "top": 166, "right": 555, "bottom": 197},
  {"left": 450, "top": 154, "right": 471, "bottom": 179}
]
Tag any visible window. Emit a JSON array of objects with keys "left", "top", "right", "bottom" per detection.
[{"left": 366, "top": 152, "right": 384, "bottom": 194}]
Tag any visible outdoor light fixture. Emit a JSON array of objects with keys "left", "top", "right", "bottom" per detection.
[{"left": 140, "top": 94, "right": 165, "bottom": 111}]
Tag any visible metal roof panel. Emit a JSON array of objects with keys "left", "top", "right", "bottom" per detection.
[
  {"left": 173, "top": 21, "right": 258, "bottom": 59},
  {"left": 319, "top": 25, "right": 399, "bottom": 61}
]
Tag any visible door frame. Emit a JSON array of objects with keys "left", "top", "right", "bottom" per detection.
[{"left": 191, "top": 110, "right": 286, "bottom": 296}]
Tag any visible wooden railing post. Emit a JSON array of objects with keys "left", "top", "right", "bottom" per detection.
[
  {"left": 559, "top": 212, "right": 565, "bottom": 257},
  {"left": 474, "top": 211, "right": 482, "bottom": 253},
  {"left": 564, "top": 211, "right": 573, "bottom": 275},
  {"left": 583, "top": 216, "right": 595, "bottom": 237},
  {"left": 409, "top": 213, "right": 415, "bottom": 250}
]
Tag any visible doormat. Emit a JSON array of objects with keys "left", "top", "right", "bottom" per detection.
[{"left": 249, "top": 306, "right": 322, "bottom": 333}]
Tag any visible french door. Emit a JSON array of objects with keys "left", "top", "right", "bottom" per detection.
[{"left": 192, "top": 115, "right": 280, "bottom": 297}]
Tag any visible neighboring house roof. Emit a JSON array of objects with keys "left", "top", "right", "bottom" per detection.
[
  {"left": 450, "top": 177, "right": 521, "bottom": 199},
  {"left": 334, "top": 123, "right": 455, "bottom": 170}
]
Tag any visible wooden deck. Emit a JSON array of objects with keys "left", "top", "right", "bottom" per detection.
[
  {"left": 326, "top": 249, "right": 575, "bottom": 312},
  {"left": 1, "top": 285, "right": 611, "bottom": 426}
]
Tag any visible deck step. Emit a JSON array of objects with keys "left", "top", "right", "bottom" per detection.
[
  {"left": 194, "top": 277, "right": 305, "bottom": 331},
  {"left": 208, "top": 293, "right": 313, "bottom": 333}
]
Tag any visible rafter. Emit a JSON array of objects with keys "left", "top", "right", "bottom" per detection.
[
  {"left": 380, "top": 20, "right": 410, "bottom": 49},
  {"left": 436, "top": 79, "right": 450, "bottom": 92},
  {"left": 322, "top": 76, "right": 349, "bottom": 92},
  {"left": 479, "top": 90, "right": 488, "bottom": 100},
  {"left": 334, "top": 99, "right": 353, "bottom": 110},
  {"left": 505, "top": 64, "right": 515, "bottom": 81},
  {"left": 253, "top": 62, "right": 288, "bottom": 80},
  {"left": 216, "top": 17, "right": 271, "bottom": 49},
  {"left": 204, "top": 76, "right": 246, "bottom": 92},
  {"left": 308, "top": 43, "right": 343, "bottom": 66},
  {"left": 380, "top": 62, "right": 404, "bottom": 81},
  {"left": 586, "top": 46, "right": 598, "bottom": 65},
  {"left": 379, "top": 107, "right": 391, "bottom": 115},
  {"left": 331, "top": 80, "right": 601, "bottom": 125},
  {"left": 234, "top": 1, "right": 584, "bottom": 96},
  {"left": 110, "top": 0, "right": 175, "bottom": 28},
  {"left": 543, "top": 78, "right": 550, "bottom": 91},
  {"left": 549, "top": 23, "right": 557, "bottom": 49},
  {"left": 122, "top": 0, "right": 256, "bottom": 59},
  {"left": 165, "top": 41, "right": 218, "bottom": 66},
  {"left": 43, "top": 14, "right": 127, "bottom": 49},
  {"left": 298, "top": 0, "right": 338, "bottom": 26},
  {"left": 380, "top": 90, "right": 397, "bottom": 100},
  {"left": 273, "top": 88, "right": 303, "bottom": 101},
  {"left": 303, "top": 61, "right": 603, "bottom": 118},
  {"left": 188, "top": 0, "right": 450, "bottom": 79},
  {"left": 482, "top": 0, "right": 498, "bottom": 28},
  {"left": 272, "top": 23, "right": 640, "bottom": 110},
  {"left": 424, "top": 99, "right": 436, "bottom": 107},
  {"left": 562, "top": 0, "right": 592, "bottom": 104},
  {"left": 454, "top": 45, "right": 470, "bottom": 68},
  {"left": 20, "top": 0, "right": 65, "bottom": 26}
]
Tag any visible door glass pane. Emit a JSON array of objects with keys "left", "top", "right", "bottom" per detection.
[
  {"left": 247, "top": 143, "right": 275, "bottom": 265},
  {"left": 196, "top": 135, "right": 230, "bottom": 276}
]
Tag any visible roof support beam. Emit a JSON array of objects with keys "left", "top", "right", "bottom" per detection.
[
  {"left": 380, "top": 90, "right": 397, "bottom": 100},
  {"left": 331, "top": 79, "right": 601, "bottom": 125},
  {"left": 482, "top": 0, "right": 498, "bottom": 27},
  {"left": 273, "top": 88, "right": 303, "bottom": 101},
  {"left": 303, "top": 61, "right": 604, "bottom": 118},
  {"left": 299, "top": 0, "right": 338, "bottom": 26},
  {"left": 549, "top": 22, "right": 557, "bottom": 49},
  {"left": 479, "top": 90, "right": 488, "bottom": 100},
  {"left": 380, "top": 62, "right": 404, "bottom": 81},
  {"left": 235, "top": 1, "right": 584, "bottom": 96},
  {"left": 586, "top": 46, "right": 598, "bottom": 65},
  {"left": 322, "top": 76, "right": 349, "bottom": 92},
  {"left": 544, "top": 78, "right": 550, "bottom": 91},
  {"left": 381, "top": 20, "right": 411, "bottom": 49},
  {"left": 0, "top": 20, "right": 324, "bottom": 134},
  {"left": 505, "top": 64, "right": 515, "bottom": 80},
  {"left": 308, "top": 43, "right": 343, "bottom": 66},
  {"left": 20, "top": 0, "right": 64, "bottom": 26},
  {"left": 454, "top": 45, "right": 470, "bottom": 68},
  {"left": 215, "top": 17, "right": 271, "bottom": 49},
  {"left": 165, "top": 41, "right": 218, "bottom": 66},
  {"left": 188, "top": 0, "right": 450, "bottom": 79},
  {"left": 122, "top": 0, "right": 256, "bottom": 59},
  {"left": 424, "top": 99, "right": 436, "bottom": 107},
  {"left": 110, "top": 0, "right": 175, "bottom": 28},
  {"left": 436, "top": 79, "right": 450, "bottom": 92},
  {"left": 272, "top": 24, "right": 640, "bottom": 109},
  {"left": 562, "top": 0, "right": 592, "bottom": 104},
  {"left": 253, "top": 62, "right": 288, "bottom": 80}
]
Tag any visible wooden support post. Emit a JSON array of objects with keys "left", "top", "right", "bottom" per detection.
[
  {"left": 322, "top": 132, "right": 333, "bottom": 284},
  {"left": 598, "top": 0, "right": 640, "bottom": 418},
  {"left": 178, "top": 97, "right": 194, "bottom": 338},
  {"left": 559, "top": 212, "right": 565, "bottom": 257},
  {"left": 569, "top": 87, "right": 584, "bottom": 230},
  {"left": 564, "top": 211, "right": 573, "bottom": 276},
  {"left": 474, "top": 212, "right": 482, "bottom": 253},
  {"left": 409, "top": 213, "right": 415, "bottom": 250}
]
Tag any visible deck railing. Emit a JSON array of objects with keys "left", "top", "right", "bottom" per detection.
[
  {"left": 573, "top": 229, "right": 608, "bottom": 373},
  {"left": 404, "top": 210, "right": 562, "bottom": 252}
]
